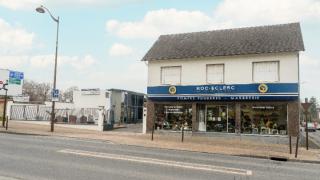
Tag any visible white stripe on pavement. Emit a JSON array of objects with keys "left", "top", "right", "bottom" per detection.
[{"left": 58, "top": 149, "right": 252, "bottom": 176}]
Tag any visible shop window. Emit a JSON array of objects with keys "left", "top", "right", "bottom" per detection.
[
  {"left": 241, "top": 104, "right": 287, "bottom": 135},
  {"left": 154, "top": 104, "right": 192, "bottom": 131},
  {"left": 161, "top": 66, "right": 181, "bottom": 85},
  {"left": 196, "top": 104, "right": 235, "bottom": 133},
  {"left": 207, "top": 64, "right": 224, "bottom": 84},
  {"left": 253, "top": 61, "right": 279, "bottom": 82}
]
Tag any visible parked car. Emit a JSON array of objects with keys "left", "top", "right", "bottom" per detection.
[{"left": 304, "top": 122, "right": 317, "bottom": 132}]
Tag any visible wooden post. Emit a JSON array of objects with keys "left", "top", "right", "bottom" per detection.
[
  {"left": 5, "top": 115, "right": 8, "bottom": 130},
  {"left": 151, "top": 112, "right": 155, "bottom": 141},
  {"left": 289, "top": 136, "right": 292, "bottom": 154},
  {"left": 181, "top": 123, "right": 185, "bottom": 142},
  {"left": 295, "top": 134, "right": 299, "bottom": 158}
]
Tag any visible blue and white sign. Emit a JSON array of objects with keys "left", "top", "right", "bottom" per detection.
[
  {"left": 9, "top": 71, "right": 24, "bottom": 80},
  {"left": 52, "top": 89, "right": 59, "bottom": 102},
  {"left": 147, "top": 83, "right": 299, "bottom": 101}
]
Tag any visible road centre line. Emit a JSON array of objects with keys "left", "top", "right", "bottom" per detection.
[{"left": 58, "top": 149, "right": 252, "bottom": 176}]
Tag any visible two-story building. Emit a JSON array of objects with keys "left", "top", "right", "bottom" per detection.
[{"left": 143, "top": 23, "right": 304, "bottom": 136}]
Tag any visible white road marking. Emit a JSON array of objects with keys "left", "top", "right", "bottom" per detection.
[{"left": 58, "top": 149, "right": 252, "bottom": 176}]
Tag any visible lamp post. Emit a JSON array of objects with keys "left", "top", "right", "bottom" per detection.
[{"left": 36, "top": 5, "right": 59, "bottom": 132}]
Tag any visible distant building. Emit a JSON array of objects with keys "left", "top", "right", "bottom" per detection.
[
  {"left": 73, "top": 88, "right": 145, "bottom": 124},
  {"left": 143, "top": 23, "right": 304, "bottom": 136},
  {"left": 7, "top": 88, "right": 145, "bottom": 125}
]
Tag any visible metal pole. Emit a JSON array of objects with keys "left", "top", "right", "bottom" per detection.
[
  {"left": 50, "top": 16, "right": 59, "bottom": 132},
  {"left": 2, "top": 84, "right": 8, "bottom": 127},
  {"left": 305, "top": 112, "right": 309, "bottom": 150}
]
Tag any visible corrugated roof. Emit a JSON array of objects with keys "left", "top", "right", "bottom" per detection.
[{"left": 142, "top": 22, "right": 304, "bottom": 61}]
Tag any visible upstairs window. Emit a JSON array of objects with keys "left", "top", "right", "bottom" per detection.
[
  {"left": 253, "top": 61, "right": 279, "bottom": 82},
  {"left": 161, "top": 66, "right": 181, "bottom": 85},
  {"left": 207, "top": 64, "right": 224, "bottom": 84}
]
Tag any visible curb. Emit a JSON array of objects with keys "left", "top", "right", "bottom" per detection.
[{"left": 1, "top": 129, "right": 320, "bottom": 164}]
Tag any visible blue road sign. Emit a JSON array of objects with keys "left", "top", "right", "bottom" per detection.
[
  {"left": 9, "top": 71, "right": 24, "bottom": 80},
  {"left": 52, "top": 89, "right": 59, "bottom": 98}
]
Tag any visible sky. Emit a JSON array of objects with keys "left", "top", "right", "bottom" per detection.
[{"left": 0, "top": 0, "right": 319, "bottom": 100}]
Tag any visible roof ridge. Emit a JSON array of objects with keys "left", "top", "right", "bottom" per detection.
[{"left": 159, "top": 22, "right": 300, "bottom": 38}]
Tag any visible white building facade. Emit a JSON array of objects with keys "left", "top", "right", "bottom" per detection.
[{"left": 143, "top": 23, "right": 304, "bottom": 136}]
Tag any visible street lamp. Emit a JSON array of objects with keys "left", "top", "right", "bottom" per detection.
[{"left": 36, "top": 5, "right": 60, "bottom": 132}]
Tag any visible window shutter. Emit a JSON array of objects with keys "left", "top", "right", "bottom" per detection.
[
  {"left": 253, "top": 61, "right": 279, "bottom": 82},
  {"left": 207, "top": 64, "right": 224, "bottom": 84},
  {"left": 161, "top": 66, "right": 181, "bottom": 85}
]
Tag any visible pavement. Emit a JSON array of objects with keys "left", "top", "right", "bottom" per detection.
[
  {"left": 1, "top": 132, "right": 320, "bottom": 180},
  {"left": 1, "top": 120, "right": 320, "bottom": 164}
]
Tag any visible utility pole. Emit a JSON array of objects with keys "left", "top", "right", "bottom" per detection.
[
  {"left": 36, "top": 5, "right": 60, "bottom": 132},
  {"left": 1, "top": 81, "right": 8, "bottom": 127}
]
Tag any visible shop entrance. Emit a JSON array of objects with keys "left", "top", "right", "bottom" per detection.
[
  {"left": 197, "top": 104, "right": 235, "bottom": 133},
  {"left": 206, "top": 105, "right": 228, "bottom": 132}
]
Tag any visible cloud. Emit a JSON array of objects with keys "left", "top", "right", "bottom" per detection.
[
  {"left": 0, "top": 55, "right": 28, "bottom": 69},
  {"left": 86, "top": 61, "right": 147, "bottom": 92},
  {"left": 0, "top": 0, "right": 144, "bottom": 10},
  {"left": 0, "top": 0, "right": 42, "bottom": 10},
  {"left": 214, "top": 0, "right": 320, "bottom": 26},
  {"left": 0, "top": 18, "right": 34, "bottom": 53},
  {"left": 108, "top": 43, "right": 134, "bottom": 57},
  {"left": 299, "top": 54, "right": 320, "bottom": 98},
  {"left": 29, "top": 54, "right": 96, "bottom": 70},
  {"left": 106, "top": 9, "right": 231, "bottom": 39},
  {"left": 106, "top": 0, "right": 320, "bottom": 40}
]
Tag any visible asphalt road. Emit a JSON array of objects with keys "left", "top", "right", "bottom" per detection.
[
  {"left": 309, "top": 130, "right": 320, "bottom": 146},
  {"left": 0, "top": 132, "right": 319, "bottom": 180}
]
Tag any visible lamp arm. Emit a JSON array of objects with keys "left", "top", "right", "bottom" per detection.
[{"left": 41, "top": 5, "right": 59, "bottom": 22}]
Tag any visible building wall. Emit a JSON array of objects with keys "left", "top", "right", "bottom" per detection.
[
  {"left": 73, "top": 90, "right": 109, "bottom": 109},
  {"left": 148, "top": 52, "right": 298, "bottom": 86},
  {"left": 110, "top": 91, "right": 123, "bottom": 123}
]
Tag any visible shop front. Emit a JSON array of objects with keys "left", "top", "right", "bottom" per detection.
[{"left": 147, "top": 83, "right": 299, "bottom": 136}]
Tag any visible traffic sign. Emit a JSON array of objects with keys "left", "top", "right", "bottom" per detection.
[
  {"left": 9, "top": 71, "right": 24, "bottom": 80},
  {"left": 8, "top": 71, "right": 24, "bottom": 85},
  {"left": 52, "top": 89, "right": 59, "bottom": 102}
]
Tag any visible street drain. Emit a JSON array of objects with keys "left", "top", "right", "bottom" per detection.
[{"left": 270, "top": 156, "right": 288, "bottom": 161}]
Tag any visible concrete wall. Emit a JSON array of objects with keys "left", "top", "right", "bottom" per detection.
[
  {"left": 73, "top": 90, "right": 109, "bottom": 109},
  {"left": 148, "top": 52, "right": 298, "bottom": 86}
]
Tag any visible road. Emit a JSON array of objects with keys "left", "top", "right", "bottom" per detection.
[
  {"left": 0, "top": 132, "right": 319, "bottom": 180},
  {"left": 309, "top": 130, "right": 320, "bottom": 147}
]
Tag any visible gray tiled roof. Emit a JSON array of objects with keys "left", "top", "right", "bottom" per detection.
[{"left": 142, "top": 23, "right": 304, "bottom": 61}]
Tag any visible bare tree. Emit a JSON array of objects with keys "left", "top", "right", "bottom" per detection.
[
  {"left": 23, "top": 80, "right": 51, "bottom": 103},
  {"left": 61, "top": 86, "right": 79, "bottom": 103}
]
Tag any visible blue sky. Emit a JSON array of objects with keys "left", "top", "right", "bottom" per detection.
[{"left": 0, "top": 0, "right": 319, "bottom": 100}]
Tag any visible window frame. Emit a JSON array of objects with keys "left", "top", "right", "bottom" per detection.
[
  {"left": 206, "top": 63, "right": 225, "bottom": 84},
  {"left": 160, "top": 66, "right": 182, "bottom": 85},
  {"left": 252, "top": 61, "right": 280, "bottom": 83}
]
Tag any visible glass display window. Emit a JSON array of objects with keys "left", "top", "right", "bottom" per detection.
[
  {"left": 154, "top": 104, "right": 192, "bottom": 131},
  {"left": 241, "top": 104, "right": 287, "bottom": 135}
]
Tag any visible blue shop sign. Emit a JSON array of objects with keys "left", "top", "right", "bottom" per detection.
[{"left": 147, "top": 83, "right": 299, "bottom": 101}]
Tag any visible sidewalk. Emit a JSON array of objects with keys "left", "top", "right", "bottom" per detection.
[{"left": 1, "top": 120, "right": 320, "bottom": 163}]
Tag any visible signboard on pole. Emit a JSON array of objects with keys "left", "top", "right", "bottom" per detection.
[
  {"left": 52, "top": 89, "right": 59, "bottom": 102},
  {"left": 0, "top": 69, "right": 24, "bottom": 96}
]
